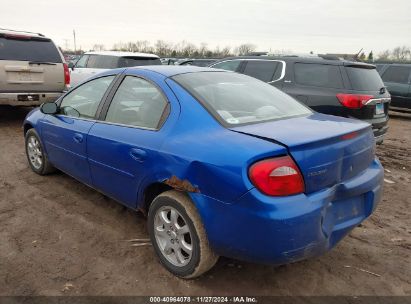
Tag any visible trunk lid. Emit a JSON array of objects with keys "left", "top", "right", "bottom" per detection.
[{"left": 231, "top": 113, "right": 375, "bottom": 193}]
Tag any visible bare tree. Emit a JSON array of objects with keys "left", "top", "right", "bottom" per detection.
[
  {"left": 92, "top": 44, "right": 105, "bottom": 51},
  {"left": 392, "top": 46, "right": 411, "bottom": 61},
  {"left": 235, "top": 43, "right": 256, "bottom": 56},
  {"left": 377, "top": 50, "right": 391, "bottom": 61},
  {"left": 155, "top": 40, "right": 172, "bottom": 57}
]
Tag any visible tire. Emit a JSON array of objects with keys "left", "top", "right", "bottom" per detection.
[
  {"left": 25, "top": 128, "right": 55, "bottom": 175},
  {"left": 148, "top": 190, "right": 218, "bottom": 279}
]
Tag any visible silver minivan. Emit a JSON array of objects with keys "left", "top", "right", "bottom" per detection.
[{"left": 0, "top": 29, "right": 69, "bottom": 106}]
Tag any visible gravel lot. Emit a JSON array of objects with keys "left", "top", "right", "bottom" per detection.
[{"left": 0, "top": 106, "right": 410, "bottom": 296}]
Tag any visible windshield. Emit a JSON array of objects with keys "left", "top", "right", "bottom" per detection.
[
  {"left": 0, "top": 36, "right": 62, "bottom": 63},
  {"left": 346, "top": 67, "right": 385, "bottom": 91},
  {"left": 172, "top": 71, "right": 311, "bottom": 125}
]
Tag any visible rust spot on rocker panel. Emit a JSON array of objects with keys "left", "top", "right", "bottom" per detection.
[{"left": 164, "top": 175, "right": 200, "bottom": 193}]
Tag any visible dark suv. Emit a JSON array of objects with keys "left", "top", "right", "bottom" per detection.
[
  {"left": 377, "top": 64, "right": 411, "bottom": 110},
  {"left": 210, "top": 56, "right": 390, "bottom": 143}
]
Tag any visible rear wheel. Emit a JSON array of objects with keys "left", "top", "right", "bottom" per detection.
[
  {"left": 148, "top": 190, "right": 218, "bottom": 278},
  {"left": 25, "top": 129, "right": 55, "bottom": 175}
]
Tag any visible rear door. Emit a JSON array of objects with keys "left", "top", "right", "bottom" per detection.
[
  {"left": 0, "top": 34, "right": 65, "bottom": 92},
  {"left": 39, "top": 75, "right": 116, "bottom": 185},
  {"left": 87, "top": 72, "right": 173, "bottom": 207},
  {"left": 282, "top": 62, "right": 346, "bottom": 114}
]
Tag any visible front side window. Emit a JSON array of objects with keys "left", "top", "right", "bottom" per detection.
[
  {"left": 105, "top": 76, "right": 168, "bottom": 129},
  {"left": 172, "top": 71, "right": 311, "bottom": 126},
  {"left": 86, "top": 55, "right": 118, "bottom": 69},
  {"left": 211, "top": 60, "right": 241, "bottom": 72},
  {"left": 294, "top": 63, "right": 344, "bottom": 89},
  {"left": 75, "top": 55, "right": 89, "bottom": 68},
  {"left": 60, "top": 75, "right": 115, "bottom": 118},
  {"left": 382, "top": 66, "right": 411, "bottom": 84},
  {"left": 243, "top": 61, "right": 280, "bottom": 82}
]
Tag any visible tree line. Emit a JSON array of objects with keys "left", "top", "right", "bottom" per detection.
[
  {"left": 68, "top": 40, "right": 411, "bottom": 62},
  {"left": 91, "top": 41, "right": 257, "bottom": 58}
]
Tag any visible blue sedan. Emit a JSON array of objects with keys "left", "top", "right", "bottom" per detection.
[{"left": 23, "top": 66, "right": 384, "bottom": 278}]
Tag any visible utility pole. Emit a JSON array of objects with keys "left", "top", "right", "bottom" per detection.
[
  {"left": 63, "top": 39, "right": 69, "bottom": 51},
  {"left": 73, "top": 29, "right": 77, "bottom": 54}
]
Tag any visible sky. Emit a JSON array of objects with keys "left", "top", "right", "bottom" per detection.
[{"left": 1, "top": 0, "right": 410, "bottom": 55}]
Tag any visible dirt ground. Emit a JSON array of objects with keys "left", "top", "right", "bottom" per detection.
[{"left": 0, "top": 106, "right": 410, "bottom": 296}]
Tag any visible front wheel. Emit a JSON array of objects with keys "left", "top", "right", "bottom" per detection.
[
  {"left": 25, "top": 129, "right": 55, "bottom": 175},
  {"left": 148, "top": 190, "right": 218, "bottom": 278}
]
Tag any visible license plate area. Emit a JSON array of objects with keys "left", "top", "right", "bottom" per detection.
[
  {"left": 375, "top": 103, "right": 384, "bottom": 115},
  {"left": 18, "top": 94, "right": 39, "bottom": 102}
]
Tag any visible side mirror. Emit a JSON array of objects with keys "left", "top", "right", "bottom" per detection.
[
  {"left": 40, "top": 102, "right": 58, "bottom": 115},
  {"left": 68, "top": 62, "right": 74, "bottom": 69}
]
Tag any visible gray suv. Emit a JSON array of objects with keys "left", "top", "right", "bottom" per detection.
[{"left": 0, "top": 29, "right": 69, "bottom": 106}]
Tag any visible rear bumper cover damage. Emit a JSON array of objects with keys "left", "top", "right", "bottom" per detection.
[{"left": 190, "top": 158, "right": 384, "bottom": 265}]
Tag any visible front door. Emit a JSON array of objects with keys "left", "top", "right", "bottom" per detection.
[{"left": 40, "top": 75, "right": 116, "bottom": 185}]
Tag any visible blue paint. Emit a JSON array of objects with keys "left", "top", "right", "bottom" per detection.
[{"left": 24, "top": 66, "right": 384, "bottom": 265}]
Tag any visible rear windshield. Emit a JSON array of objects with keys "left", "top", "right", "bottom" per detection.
[
  {"left": 346, "top": 66, "right": 385, "bottom": 91},
  {"left": 172, "top": 72, "right": 311, "bottom": 126},
  {"left": 0, "top": 36, "right": 62, "bottom": 63},
  {"left": 117, "top": 57, "right": 161, "bottom": 67},
  {"left": 86, "top": 55, "right": 161, "bottom": 69}
]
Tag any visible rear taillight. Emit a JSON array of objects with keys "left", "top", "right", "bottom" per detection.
[
  {"left": 249, "top": 156, "right": 305, "bottom": 196},
  {"left": 336, "top": 93, "right": 373, "bottom": 109},
  {"left": 63, "top": 63, "right": 70, "bottom": 86}
]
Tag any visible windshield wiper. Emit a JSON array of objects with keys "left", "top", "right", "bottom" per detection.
[{"left": 28, "top": 61, "right": 57, "bottom": 65}]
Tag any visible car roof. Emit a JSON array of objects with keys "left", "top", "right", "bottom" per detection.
[
  {"left": 126, "top": 65, "right": 218, "bottom": 77},
  {"left": 212, "top": 55, "right": 375, "bottom": 67},
  {"left": 0, "top": 28, "right": 48, "bottom": 39},
  {"left": 84, "top": 50, "right": 159, "bottom": 59}
]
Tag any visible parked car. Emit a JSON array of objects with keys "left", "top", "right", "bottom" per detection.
[
  {"left": 176, "top": 59, "right": 217, "bottom": 67},
  {"left": 377, "top": 64, "right": 411, "bottom": 110},
  {"left": 70, "top": 51, "right": 161, "bottom": 86},
  {"left": 210, "top": 56, "right": 390, "bottom": 144},
  {"left": 23, "top": 66, "right": 383, "bottom": 278},
  {"left": 0, "top": 29, "right": 69, "bottom": 106}
]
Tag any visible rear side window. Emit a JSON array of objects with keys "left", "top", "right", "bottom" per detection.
[
  {"left": 212, "top": 60, "right": 241, "bottom": 71},
  {"left": 294, "top": 63, "right": 343, "bottom": 89},
  {"left": 243, "top": 61, "right": 280, "bottom": 82},
  {"left": 117, "top": 57, "right": 161, "bottom": 67},
  {"left": 105, "top": 76, "right": 168, "bottom": 129},
  {"left": 0, "top": 36, "right": 62, "bottom": 63},
  {"left": 87, "top": 55, "right": 118, "bottom": 69},
  {"left": 346, "top": 67, "right": 385, "bottom": 90},
  {"left": 381, "top": 66, "right": 411, "bottom": 84}
]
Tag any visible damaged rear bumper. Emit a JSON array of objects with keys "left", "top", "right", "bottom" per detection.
[{"left": 190, "top": 158, "right": 384, "bottom": 264}]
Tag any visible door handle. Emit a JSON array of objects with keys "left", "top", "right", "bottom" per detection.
[
  {"left": 73, "top": 133, "right": 83, "bottom": 143},
  {"left": 130, "top": 148, "right": 146, "bottom": 162}
]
